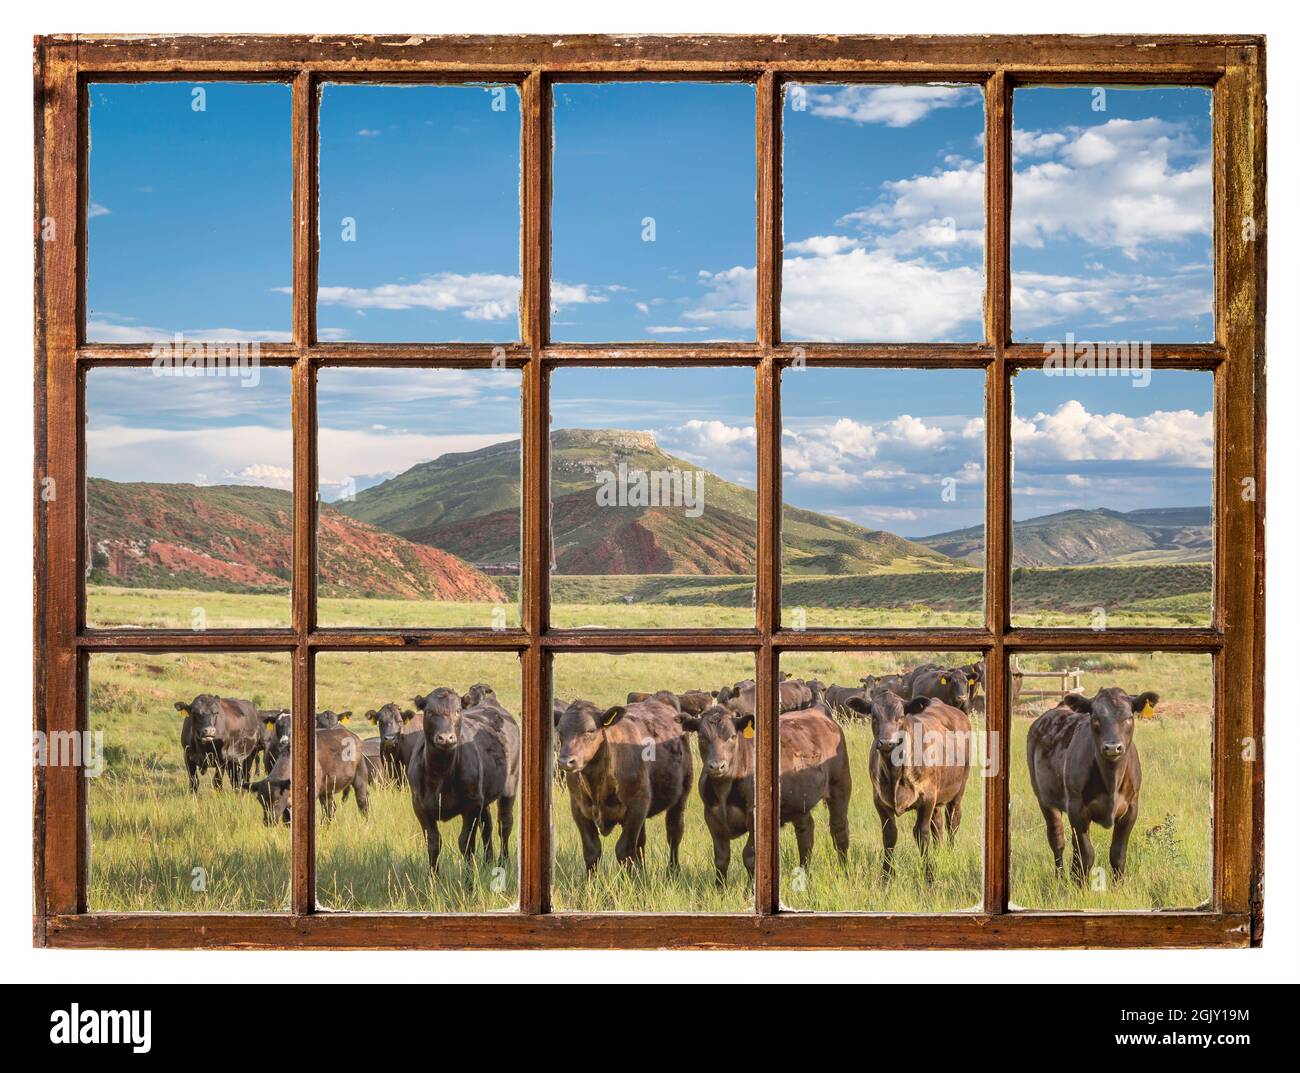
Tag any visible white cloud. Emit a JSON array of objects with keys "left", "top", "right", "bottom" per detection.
[
  {"left": 1011, "top": 265, "right": 1212, "bottom": 333},
  {"left": 88, "top": 203, "right": 111, "bottom": 219},
  {"left": 314, "top": 274, "right": 606, "bottom": 322},
  {"left": 1012, "top": 399, "right": 1212, "bottom": 466},
  {"left": 86, "top": 320, "right": 298, "bottom": 344},
  {"left": 803, "top": 84, "right": 980, "bottom": 128}
]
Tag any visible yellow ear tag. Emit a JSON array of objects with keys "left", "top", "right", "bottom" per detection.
[
  {"left": 1140, "top": 700, "right": 1154, "bottom": 719},
  {"left": 340, "top": 715, "right": 349, "bottom": 724},
  {"left": 742, "top": 723, "right": 755, "bottom": 740},
  {"left": 940, "top": 676, "right": 948, "bottom": 685}
]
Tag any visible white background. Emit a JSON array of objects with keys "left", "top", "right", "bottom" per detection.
[{"left": 0, "top": 1, "right": 1294, "bottom": 986}]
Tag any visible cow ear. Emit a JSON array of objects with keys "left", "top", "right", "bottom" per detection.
[
  {"left": 1061, "top": 693, "right": 1092, "bottom": 713},
  {"left": 904, "top": 697, "right": 931, "bottom": 715},
  {"left": 271, "top": 777, "right": 291, "bottom": 793},
  {"left": 733, "top": 713, "right": 756, "bottom": 739},
  {"left": 710, "top": 689, "right": 719, "bottom": 698},
  {"left": 846, "top": 696, "right": 870, "bottom": 716},
  {"left": 366, "top": 710, "right": 378, "bottom": 723},
  {"left": 402, "top": 709, "right": 416, "bottom": 722},
  {"left": 264, "top": 718, "right": 277, "bottom": 731},
  {"left": 1130, "top": 691, "right": 1159, "bottom": 718},
  {"left": 677, "top": 714, "right": 701, "bottom": 733},
  {"left": 174, "top": 701, "right": 189, "bottom": 714},
  {"left": 338, "top": 711, "right": 351, "bottom": 723},
  {"left": 413, "top": 695, "right": 427, "bottom": 710},
  {"left": 600, "top": 706, "right": 626, "bottom": 728}
]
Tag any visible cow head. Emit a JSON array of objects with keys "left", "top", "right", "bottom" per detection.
[
  {"left": 554, "top": 700, "right": 623, "bottom": 774},
  {"left": 367, "top": 702, "right": 416, "bottom": 745},
  {"left": 176, "top": 694, "right": 222, "bottom": 745},
  {"left": 461, "top": 683, "right": 496, "bottom": 708},
  {"left": 249, "top": 774, "right": 291, "bottom": 825},
  {"left": 847, "top": 690, "right": 931, "bottom": 763},
  {"left": 315, "top": 710, "right": 350, "bottom": 729},
  {"left": 679, "top": 705, "right": 752, "bottom": 780},
  {"left": 415, "top": 688, "right": 463, "bottom": 752},
  {"left": 263, "top": 710, "right": 291, "bottom": 754},
  {"left": 1062, "top": 687, "right": 1157, "bottom": 764},
  {"left": 939, "top": 670, "right": 971, "bottom": 712}
]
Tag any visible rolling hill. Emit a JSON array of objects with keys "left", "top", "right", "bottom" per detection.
[
  {"left": 338, "top": 429, "right": 959, "bottom": 576},
  {"left": 86, "top": 478, "right": 505, "bottom": 602},
  {"left": 917, "top": 506, "right": 1212, "bottom": 567}
]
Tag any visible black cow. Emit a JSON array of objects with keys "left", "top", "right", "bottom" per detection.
[
  {"left": 908, "top": 667, "right": 971, "bottom": 713},
  {"left": 1026, "top": 687, "right": 1156, "bottom": 885},
  {"left": 258, "top": 708, "right": 292, "bottom": 772},
  {"left": 247, "top": 725, "right": 371, "bottom": 825},
  {"left": 408, "top": 688, "right": 521, "bottom": 871},
  {"left": 365, "top": 702, "right": 422, "bottom": 785},
  {"left": 177, "top": 694, "right": 264, "bottom": 792}
]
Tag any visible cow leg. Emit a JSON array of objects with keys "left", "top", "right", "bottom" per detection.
[
  {"left": 425, "top": 822, "right": 443, "bottom": 872},
  {"left": 741, "top": 830, "right": 756, "bottom": 886},
  {"left": 876, "top": 803, "right": 898, "bottom": 882},
  {"left": 913, "top": 800, "right": 937, "bottom": 884},
  {"left": 703, "top": 810, "right": 731, "bottom": 886},
  {"left": 570, "top": 801, "right": 602, "bottom": 875},
  {"left": 458, "top": 810, "right": 481, "bottom": 861},
  {"left": 614, "top": 801, "right": 650, "bottom": 871},
  {"left": 1069, "top": 817, "right": 1094, "bottom": 886},
  {"left": 793, "top": 813, "right": 815, "bottom": 871},
  {"left": 320, "top": 792, "right": 336, "bottom": 823},
  {"left": 496, "top": 795, "right": 516, "bottom": 864},
  {"left": 1110, "top": 799, "right": 1138, "bottom": 880},
  {"left": 946, "top": 798, "right": 963, "bottom": 844},
  {"left": 827, "top": 775, "right": 852, "bottom": 868},
  {"left": 479, "top": 806, "right": 495, "bottom": 862},
  {"left": 185, "top": 753, "right": 199, "bottom": 794},
  {"left": 352, "top": 770, "right": 370, "bottom": 818},
  {"left": 664, "top": 796, "right": 688, "bottom": 877},
  {"left": 1040, "top": 805, "right": 1066, "bottom": 874}
]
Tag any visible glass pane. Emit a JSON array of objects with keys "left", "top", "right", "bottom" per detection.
[
  {"left": 779, "top": 653, "right": 986, "bottom": 913},
  {"left": 317, "top": 367, "right": 522, "bottom": 628},
  {"left": 552, "top": 652, "right": 755, "bottom": 912},
  {"left": 781, "top": 367, "right": 986, "bottom": 628},
  {"left": 314, "top": 652, "right": 522, "bottom": 911},
  {"left": 1010, "top": 651, "right": 1212, "bottom": 910},
  {"left": 549, "top": 367, "right": 757, "bottom": 628},
  {"left": 551, "top": 82, "right": 755, "bottom": 342},
  {"left": 85, "top": 653, "right": 292, "bottom": 911},
  {"left": 87, "top": 82, "right": 291, "bottom": 341},
  {"left": 782, "top": 82, "right": 985, "bottom": 342},
  {"left": 85, "top": 366, "right": 293, "bottom": 629},
  {"left": 317, "top": 83, "right": 522, "bottom": 342},
  {"left": 1011, "top": 368, "right": 1212, "bottom": 627},
  {"left": 1011, "top": 86, "right": 1213, "bottom": 342}
]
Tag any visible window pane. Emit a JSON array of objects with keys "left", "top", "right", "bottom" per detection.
[
  {"left": 1011, "top": 86, "right": 1213, "bottom": 342},
  {"left": 314, "top": 652, "right": 521, "bottom": 911},
  {"left": 549, "top": 367, "right": 757, "bottom": 628},
  {"left": 85, "top": 366, "right": 293, "bottom": 629},
  {"left": 552, "top": 652, "right": 755, "bottom": 912},
  {"left": 317, "top": 83, "right": 522, "bottom": 342},
  {"left": 317, "top": 367, "right": 522, "bottom": 629},
  {"left": 87, "top": 82, "right": 291, "bottom": 342},
  {"left": 1011, "top": 368, "right": 1213, "bottom": 627},
  {"left": 86, "top": 653, "right": 292, "bottom": 911},
  {"left": 781, "top": 367, "right": 986, "bottom": 628},
  {"left": 1010, "top": 651, "right": 1212, "bottom": 910},
  {"left": 782, "top": 82, "right": 985, "bottom": 342},
  {"left": 551, "top": 82, "right": 755, "bottom": 342},
  {"left": 779, "top": 653, "right": 986, "bottom": 912}
]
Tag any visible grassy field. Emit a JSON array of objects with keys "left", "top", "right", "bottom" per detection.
[
  {"left": 88, "top": 582, "right": 1208, "bottom": 631},
  {"left": 85, "top": 636, "right": 1211, "bottom": 915}
]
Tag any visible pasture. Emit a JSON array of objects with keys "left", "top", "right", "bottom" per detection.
[{"left": 84, "top": 644, "right": 1211, "bottom": 915}]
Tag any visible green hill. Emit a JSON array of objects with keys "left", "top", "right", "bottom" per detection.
[
  {"left": 917, "top": 506, "right": 1212, "bottom": 567},
  {"left": 339, "top": 428, "right": 960, "bottom": 577}
]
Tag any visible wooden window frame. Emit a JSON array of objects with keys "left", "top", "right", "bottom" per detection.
[{"left": 33, "top": 33, "right": 1266, "bottom": 950}]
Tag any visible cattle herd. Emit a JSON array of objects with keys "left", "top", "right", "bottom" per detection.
[{"left": 170, "top": 660, "right": 1159, "bottom": 888}]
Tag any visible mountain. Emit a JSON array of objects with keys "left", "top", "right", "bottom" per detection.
[
  {"left": 339, "top": 429, "right": 959, "bottom": 576},
  {"left": 86, "top": 479, "right": 505, "bottom": 601},
  {"left": 917, "top": 506, "right": 1213, "bottom": 567}
]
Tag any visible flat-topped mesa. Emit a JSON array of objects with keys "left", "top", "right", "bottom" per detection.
[{"left": 552, "top": 428, "right": 659, "bottom": 453}]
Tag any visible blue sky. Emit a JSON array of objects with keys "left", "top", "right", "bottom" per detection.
[{"left": 88, "top": 80, "right": 1211, "bottom": 345}]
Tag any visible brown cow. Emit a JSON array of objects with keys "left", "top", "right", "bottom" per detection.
[
  {"left": 1026, "top": 687, "right": 1155, "bottom": 885},
  {"left": 679, "top": 703, "right": 851, "bottom": 884},
  {"left": 848, "top": 691, "right": 971, "bottom": 882},
  {"left": 718, "top": 680, "right": 811, "bottom": 717},
  {"left": 554, "top": 696, "right": 693, "bottom": 875},
  {"left": 365, "top": 702, "right": 423, "bottom": 785},
  {"left": 176, "top": 694, "right": 264, "bottom": 792},
  {"left": 625, "top": 690, "right": 683, "bottom": 712},
  {"left": 248, "top": 725, "right": 371, "bottom": 825}
]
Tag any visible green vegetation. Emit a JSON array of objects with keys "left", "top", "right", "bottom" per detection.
[{"left": 86, "top": 647, "right": 1209, "bottom": 915}]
